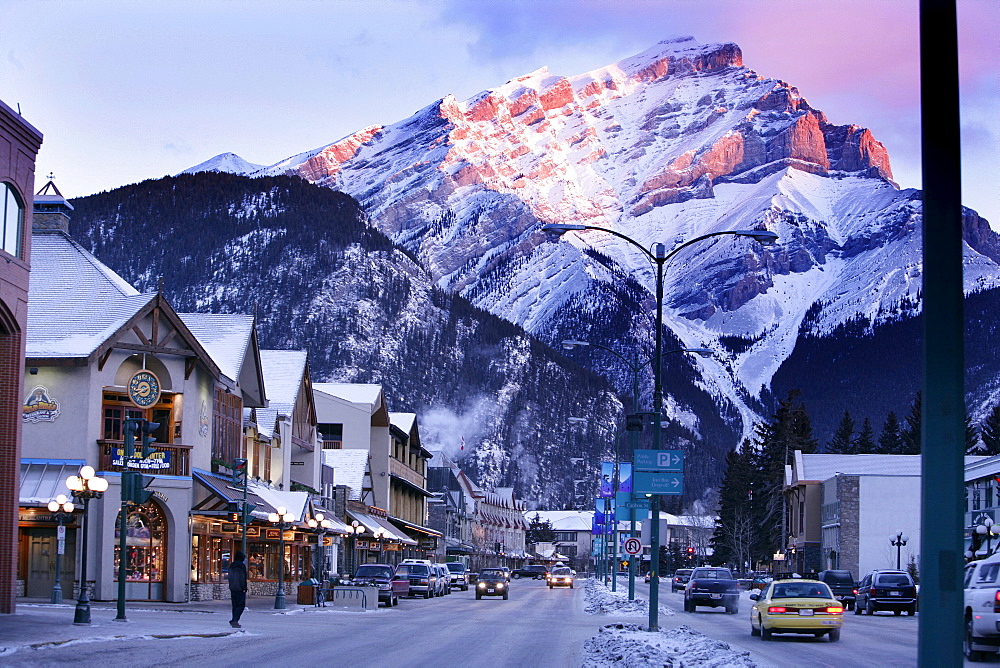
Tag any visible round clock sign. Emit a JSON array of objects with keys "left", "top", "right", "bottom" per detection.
[{"left": 128, "top": 370, "right": 161, "bottom": 408}]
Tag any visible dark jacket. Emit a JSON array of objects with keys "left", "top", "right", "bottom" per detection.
[{"left": 228, "top": 561, "right": 248, "bottom": 592}]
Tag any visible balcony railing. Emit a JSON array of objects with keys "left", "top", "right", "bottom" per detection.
[{"left": 98, "top": 440, "right": 193, "bottom": 477}]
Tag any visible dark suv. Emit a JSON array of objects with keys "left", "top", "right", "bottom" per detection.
[
  {"left": 854, "top": 569, "right": 917, "bottom": 616},
  {"left": 817, "top": 569, "right": 856, "bottom": 610}
]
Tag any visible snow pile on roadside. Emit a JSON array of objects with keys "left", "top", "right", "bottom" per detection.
[
  {"left": 582, "top": 623, "right": 755, "bottom": 667},
  {"left": 583, "top": 578, "right": 674, "bottom": 617}
]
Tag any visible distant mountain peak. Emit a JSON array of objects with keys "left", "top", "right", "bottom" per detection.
[{"left": 181, "top": 152, "right": 263, "bottom": 176}]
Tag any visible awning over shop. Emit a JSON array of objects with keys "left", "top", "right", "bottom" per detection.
[
  {"left": 309, "top": 502, "right": 351, "bottom": 533},
  {"left": 193, "top": 468, "right": 308, "bottom": 522},
  {"left": 444, "top": 537, "right": 477, "bottom": 554},
  {"left": 20, "top": 459, "right": 87, "bottom": 506},
  {"left": 346, "top": 509, "right": 417, "bottom": 545},
  {"left": 388, "top": 515, "right": 443, "bottom": 539}
]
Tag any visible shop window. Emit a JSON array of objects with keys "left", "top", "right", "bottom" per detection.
[
  {"left": 115, "top": 502, "right": 167, "bottom": 583},
  {"left": 2, "top": 182, "right": 24, "bottom": 258},
  {"left": 319, "top": 423, "right": 343, "bottom": 449}
]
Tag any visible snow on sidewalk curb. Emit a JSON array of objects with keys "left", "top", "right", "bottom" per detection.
[
  {"left": 583, "top": 577, "right": 675, "bottom": 617},
  {"left": 582, "top": 623, "right": 755, "bottom": 667}
]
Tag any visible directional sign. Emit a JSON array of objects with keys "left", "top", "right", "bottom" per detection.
[
  {"left": 623, "top": 538, "right": 642, "bottom": 556},
  {"left": 634, "top": 450, "right": 684, "bottom": 472},
  {"left": 633, "top": 470, "right": 684, "bottom": 495}
]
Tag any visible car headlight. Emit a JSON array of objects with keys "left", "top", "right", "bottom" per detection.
[
  {"left": 497, "top": 582, "right": 505, "bottom": 588},
  {"left": 478, "top": 582, "right": 486, "bottom": 589}
]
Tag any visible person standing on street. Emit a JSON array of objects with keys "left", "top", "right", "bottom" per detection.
[{"left": 228, "top": 551, "right": 248, "bottom": 628}]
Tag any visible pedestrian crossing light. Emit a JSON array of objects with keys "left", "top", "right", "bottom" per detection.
[
  {"left": 140, "top": 420, "right": 160, "bottom": 458},
  {"left": 123, "top": 417, "right": 138, "bottom": 458},
  {"left": 124, "top": 472, "right": 155, "bottom": 505}
]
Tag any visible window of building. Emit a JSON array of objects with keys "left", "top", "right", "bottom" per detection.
[
  {"left": 2, "top": 183, "right": 24, "bottom": 258},
  {"left": 114, "top": 502, "right": 166, "bottom": 584},
  {"left": 102, "top": 391, "right": 175, "bottom": 443},
  {"left": 318, "top": 423, "right": 343, "bottom": 449},
  {"left": 213, "top": 387, "right": 243, "bottom": 465}
]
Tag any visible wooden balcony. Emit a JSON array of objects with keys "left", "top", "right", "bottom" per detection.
[{"left": 98, "top": 440, "right": 193, "bottom": 477}]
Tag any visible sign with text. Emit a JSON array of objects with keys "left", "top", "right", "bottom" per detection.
[
  {"left": 599, "top": 461, "right": 615, "bottom": 498},
  {"left": 634, "top": 450, "right": 684, "bottom": 472},
  {"left": 633, "top": 470, "right": 684, "bottom": 495},
  {"left": 615, "top": 491, "right": 648, "bottom": 520}
]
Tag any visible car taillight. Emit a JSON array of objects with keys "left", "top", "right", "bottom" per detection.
[
  {"left": 825, "top": 606, "right": 844, "bottom": 614},
  {"left": 870, "top": 587, "right": 877, "bottom": 595},
  {"left": 768, "top": 606, "right": 788, "bottom": 614},
  {"left": 994, "top": 590, "right": 1000, "bottom": 613},
  {"left": 852, "top": 588, "right": 858, "bottom": 595}
]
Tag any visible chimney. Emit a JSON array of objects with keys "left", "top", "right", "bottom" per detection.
[{"left": 32, "top": 177, "right": 73, "bottom": 233}]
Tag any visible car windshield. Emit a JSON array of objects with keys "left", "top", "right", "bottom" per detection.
[
  {"left": 396, "top": 564, "right": 429, "bottom": 576},
  {"left": 355, "top": 565, "right": 391, "bottom": 578},
  {"left": 821, "top": 572, "right": 854, "bottom": 585},
  {"left": 552, "top": 568, "right": 572, "bottom": 575},
  {"left": 480, "top": 569, "right": 505, "bottom": 578},
  {"left": 771, "top": 582, "right": 833, "bottom": 599},
  {"left": 446, "top": 563, "right": 466, "bottom": 573},
  {"left": 877, "top": 574, "right": 911, "bottom": 585}
]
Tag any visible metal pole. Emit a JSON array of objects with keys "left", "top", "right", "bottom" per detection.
[
  {"left": 73, "top": 497, "right": 92, "bottom": 625},
  {"left": 919, "top": 0, "right": 963, "bottom": 664},
  {"left": 50, "top": 514, "right": 65, "bottom": 605},
  {"left": 275, "top": 523, "right": 287, "bottom": 609},
  {"left": 115, "top": 474, "right": 131, "bottom": 621},
  {"left": 648, "top": 246, "right": 665, "bottom": 631},
  {"left": 628, "top": 356, "right": 640, "bottom": 601}
]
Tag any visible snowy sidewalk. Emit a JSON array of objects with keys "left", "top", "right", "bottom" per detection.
[{"left": 1, "top": 597, "right": 306, "bottom": 658}]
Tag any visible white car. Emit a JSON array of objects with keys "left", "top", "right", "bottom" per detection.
[{"left": 964, "top": 552, "right": 1000, "bottom": 660}]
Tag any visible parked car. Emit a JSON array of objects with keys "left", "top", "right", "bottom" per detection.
[
  {"left": 684, "top": 567, "right": 740, "bottom": 613},
  {"left": 445, "top": 562, "right": 470, "bottom": 591},
  {"left": 854, "top": 569, "right": 917, "bottom": 616},
  {"left": 351, "top": 563, "right": 408, "bottom": 607},
  {"left": 513, "top": 564, "right": 549, "bottom": 580},
  {"left": 671, "top": 568, "right": 693, "bottom": 592},
  {"left": 548, "top": 566, "right": 575, "bottom": 589},
  {"left": 500, "top": 566, "right": 512, "bottom": 582},
  {"left": 750, "top": 574, "right": 773, "bottom": 591},
  {"left": 394, "top": 561, "right": 437, "bottom": 599},
  {"left": 476, "top": 568, "right": 509, "bottom": 599},
  {"left": 434, "top": 564, "right": 452, "bottom": 595},
  {"left": 964, "top": 552, "right": 1000, "bottom": 661},
  {"left": 750, "top": 578, "right": 843, "bottom": 641},
  {"left": 817, "top": 569, "right": 856, "bottom": 610}
]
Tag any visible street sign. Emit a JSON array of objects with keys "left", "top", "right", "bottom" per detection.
[
  {"left": 620, "top": 501, "right": 648, "bottom": 509},
  {"left": 623, "top": 538, "right": 642, "bottom": 556},
  {"left": 634, "top": 450, "right": 684, "bottom": 472},
  {"left": 633, "top": 470, "right": 684, "bottom": 495}
]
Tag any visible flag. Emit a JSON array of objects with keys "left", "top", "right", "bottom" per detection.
[{"left": 460, "top": 436, "right": 465, "bottom": 451}]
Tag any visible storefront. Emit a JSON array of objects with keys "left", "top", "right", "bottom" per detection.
[{"left": 114, "top": 500, "right": 168, "bottom": 600}]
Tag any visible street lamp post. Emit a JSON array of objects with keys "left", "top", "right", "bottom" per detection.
[
  {"left": 544, "top": 222, "right": 776, "bottom": 631},
  {"left": 65, "top": 465, "right": 109, "bottom": 625},
  {"left": 891, "top": 532, "right": 910, "bottom": 570},
  {"left": 344, "top": 520, "right": 365, "bottom": 576},
  {"left": 267, "top": 506, "right": 295, "bottom": 610},
  {"left": 307, "top": 513, "right": 333, "bottom": 581},
  {"left": 47, "top": 495, "right": 75, "bottom": 604},
  {"left": 563, "top": 340, "right": 711, "bottom": 600}
]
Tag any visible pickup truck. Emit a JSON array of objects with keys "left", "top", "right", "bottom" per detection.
[
  {"left": 817, "top": 569, "right": 857, "bottom": 610},
  {"left": 684, "top": 567, "right": 740, "bottom": 614},
  {"left": 964, "top": 552, "right": 1000, "bottom": 661}
]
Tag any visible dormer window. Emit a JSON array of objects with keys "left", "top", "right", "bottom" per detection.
[{"left": 2, "top": 182, "right": 24, "bottom": 258}]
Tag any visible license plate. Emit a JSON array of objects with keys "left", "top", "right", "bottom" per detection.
[
  {"left": 710, "top": 593, "right": 722, "bottom": 599},
  {"left": 488, "top": 589, "right": 495, "bottom": 593},
  {"left": 889, "top": 591, "right": 901, "bottom": 596},
  {"left": 799, "top": 609, "right": 814, "bottom": 616},
  {"left": 821, "top": 620, "right": 838, "bottom": 625}
]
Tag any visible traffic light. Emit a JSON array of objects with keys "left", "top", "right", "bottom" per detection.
[
  {"left": 658, "top": 545, "right": 669, "bottom": 573},
  {"left": 132, "top": 473, "right": 155, "bottom": 504},
  {"left": 232, "top": 458, "right": 248, "bottom": 486},
  {"left": 687, "top": 547, "right": 695, "bottom": 560},
  {"left": 140, "top": 420, "right": 160, "bottom": 458},
  {"left": 123, "top": 418, "right": 138, "bottom": 458}
]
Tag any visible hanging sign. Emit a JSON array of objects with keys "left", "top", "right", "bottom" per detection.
[{"left": 22, "top": 386, "right": 60, "bottom": 422}]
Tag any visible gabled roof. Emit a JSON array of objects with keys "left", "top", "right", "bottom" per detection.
[
  {"left": 27, "top": 231, "right": 150, "bottom": 359},
  {"left": 793, "top": 452, "right": 991, "bottom": 484},
  {"left": 180, "top": 313, "right": 266, "bottom": 407},
  {"left": 314, "top": 382, "right": 388, "bottom": 427},
  {"left": 259, "top": 349, "right": 308, "bottom": 417},
  {"left": 323, "top": 449, "right": 369, "bottom": 501}
]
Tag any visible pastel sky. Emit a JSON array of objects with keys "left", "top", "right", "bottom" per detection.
[{"left": 3, "top": 0, "right": 997, "bottom": 229}]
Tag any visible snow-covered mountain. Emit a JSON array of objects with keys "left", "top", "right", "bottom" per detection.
[
  {"left": 185, "top": 36, "right": 1000, "bottom": 448},
  {"left": 181, "top": 152, "right": 264, "bottom": 176}
]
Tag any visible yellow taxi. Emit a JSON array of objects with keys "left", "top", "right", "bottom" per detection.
[{"left": 749, "top": 578, "right": 844, "bottom": 642}]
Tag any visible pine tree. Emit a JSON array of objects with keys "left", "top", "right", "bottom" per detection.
[
  {"left": 982, "top": 405, "right": 1000, "bottom": 456},
  {"left": 878, "top": 412, "right": 905, "bottom": 454},
  {"left": 712, "top": 443, "right": 760, "bottom": 568},
  {"left": 852, "top": 417, "right": 876, "bottom": 454},
  {"left": 966, "top": 410, "right": 982, "bottom": 454},
  {"left": 901, "top": 392, "right": 922, "bottom": 454},
  {"left": 827, "top": 411, "right": 855, "bottom": 454}
]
